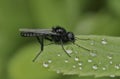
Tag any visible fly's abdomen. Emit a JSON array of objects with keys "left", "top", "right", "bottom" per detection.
[{"left": 20, "top": 32, "right": 41, "bottom": 37}]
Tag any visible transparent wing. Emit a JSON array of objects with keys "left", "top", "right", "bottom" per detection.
[
  {"left": 19, "top": 28, "right": 51, "bottom": 33},
  {"left": 19, "top": 28, "right": 57, "bottom": 35}
]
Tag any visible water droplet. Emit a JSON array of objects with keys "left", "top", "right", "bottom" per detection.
[
  {"left": 64, "top": 59, "right": 69, "bottom": 63},
  {"left": 119, "top": 64, "right": 120, "bottom": 66},
  {"left": 74, "top": 56, "right": 79, "bottom": 61},
  {"left": 48, "top": 60, "right": 52, "bottom": 63},
  {"left": 72, "top": 65, "right": 76, "bottom": 68},
  {"left": 78, "top": 62, "right": 82, "bottom": 66},
  {"left": 66, "top": 49, "right": 72, "bottom": 54},
  {"left": 102, "top": 67, "right": 106, "bottom": 70},
  {"left": 98, "top": 62, "right": 102, "bottom": 65},
  {"left": 114, "top": 64, "right": 120, "bottom": 69},
  {"left": 56, "top": 70, "right": 60, "bottom": 74},
  {"left": 88, "top": 59, "right": 92, "bottom": 63},
  {"left": 90, "top": 51, "right": 97, "bottom": 57},
  {"left": 107, "top": 55, "right": 113, "bottom": 60},
  {"left": 92, "top": 64, "right": 98, "bottom": 70},
  {"left": 90, "top": 40, "right": 95, "bottom": 45},
  {"left": 57, "top": 54, "right": 61, "bottom": 57},
  {"left": 109, "top": 61, "right": 113, "bottom": 64},
  {"left": 79, "top": 67, "right": 82, "bottom": 70},
  {"left": 101, "top": 38, "right": 107, "bottom": 45},
  {"left": 43, "top": 62, "right": 49, "bottom": 68},
  {"left": 110, "top": 75, "right": 115, "bottom": 78}
]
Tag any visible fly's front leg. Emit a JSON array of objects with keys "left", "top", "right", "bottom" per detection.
[{"left": 60, "top": 40, "right": 71, "bottom": 57}]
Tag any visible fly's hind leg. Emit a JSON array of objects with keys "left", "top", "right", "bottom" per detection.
[{"left": 33, "top": 36, "right": 44, "bottom": 62}]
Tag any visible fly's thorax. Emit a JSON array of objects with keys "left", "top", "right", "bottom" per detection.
[{"left": 52, "top": 26, "right": 66, "bottom": 34}]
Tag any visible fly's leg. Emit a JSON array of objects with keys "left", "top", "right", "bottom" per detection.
[
  {"left": 60, "top": 40, "right": 71, "bottom": 57},
  {"left": 73, "top": 42, "right": 91, "bottom": 51},
  {"left": 33, "top": 36, "right": 44, "bottom": 62}
]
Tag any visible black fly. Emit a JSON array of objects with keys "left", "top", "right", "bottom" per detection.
[{"left": 19, "top": 26, "right": 90, "bottom": 62}]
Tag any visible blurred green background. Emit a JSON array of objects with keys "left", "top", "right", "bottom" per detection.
[{"left": 0, "top": 0, "right": 120, "bottom": 79}]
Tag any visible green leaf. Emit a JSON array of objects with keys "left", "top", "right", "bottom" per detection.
[
  {"left": 11, "top": 35, "right": 120, "bottom": 79},
  {"left": 8, "top": 42, "right": 59, "bottom": 79},
  {"left": 36, "top": 35, "right": 120, "bottom": 78}
]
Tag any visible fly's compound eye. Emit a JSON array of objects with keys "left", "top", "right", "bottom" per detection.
[{"left": 67, "top": 32, "right": 75, "bottom": 42}]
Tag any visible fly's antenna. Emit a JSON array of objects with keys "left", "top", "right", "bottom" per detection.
[
  {"left": 73, "top": 37, "right": 91, "bottom": 51},
  {"left": 75, "top": 37, "right": 91, "bottom": 41},
  {"left": 73, "top": 42, "right": 91, "bottom": 51}
]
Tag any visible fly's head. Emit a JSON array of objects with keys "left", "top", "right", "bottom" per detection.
[{"left": 67, "top": 32, "right": 75, "bottom": 43}]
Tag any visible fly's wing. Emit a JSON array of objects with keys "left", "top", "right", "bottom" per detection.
[{"left": 19, "top": 28, "right": 57, "bottom": 37}]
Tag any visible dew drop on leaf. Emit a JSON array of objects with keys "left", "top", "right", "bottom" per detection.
[
  {"left": 57, "top": 54, "right": 61, "bottom": 57},
  {"left": 88, "top": 59, "right": 93, "bottom": 63},
  {"left": 90, "top": 40, "right": 95, "bottom": 45},
  {"left": 48, "top": 60, "right": 52, "bottom": 63},
  {"left": 72, "top": 65, "right": 76, "bottom": 68},
  {"left": 66, "top": 49, "right": 72, "bottom": 54},
  {"left": 114, "top": 64, "right": 120, "bottom": 70},
  {"left": 78, "top": 61, "right": 83, "bottom": 66},
  {"left": 43, "top": 62, "right": 49, "bottom": 68},
  {"left": 74, "top": 56, "right": 79, "bottom": 61},
  {"left": 109, "top": 75, "right": 115, "bottom": 78},
  {"left": 101, "top": 38, "right": 107, "bottom": 45},
  {"left": 98, "top": 62, "right": 102, "bottom": 65},
  {"left": 109, "top": 61, "right": 113, "bottom": 64},
  {"left": 119, "top": 64, "right": 120, "bottom": 66},
  {"left": 79, "top": 67, "right": 82, "bottom": 70},
  {"left": 64, "top": 59, "right": 69, "bottom": 63},
  {"left": 92, "top": 64, "right": 98, "bottom": 70},
  {"left": 65, "top": 47, "right": 73, "bottom": 54},
  {"left": 102, "top": 67, "right": 106, "bottom": 71},
  {"left": 107, "top": 55, "right": 113, "bottom": 60},
  {"left": 56, "top": 70, "right": 60, "bottom": 74}
]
